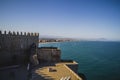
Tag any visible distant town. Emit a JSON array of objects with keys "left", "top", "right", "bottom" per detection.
[
  {"left": 39, "top": 38, "right": 76, "bottom": 43},
  {"left": 39, "top": 37, "right": 108, "bottom": 43}
]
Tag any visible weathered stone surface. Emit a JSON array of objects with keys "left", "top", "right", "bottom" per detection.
[
  {"left": 0, "top": 31, "right": 39, "bottom": 66},
  {"left": 37, "top": 47, "right": 61, "bottom": 63}
]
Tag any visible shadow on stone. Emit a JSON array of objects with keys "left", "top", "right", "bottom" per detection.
[{"left": 78, "top": 73, "right": 87, "bottom": 80}]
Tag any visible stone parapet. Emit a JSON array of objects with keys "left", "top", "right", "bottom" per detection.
[
  {"left": 0, "top": 30, "right": 39, "bottom": 36},
  {"left": 0, "top": 30, "right": 39, "bottom": 67}
]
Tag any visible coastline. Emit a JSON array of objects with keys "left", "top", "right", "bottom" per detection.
[
  {"left": 39, "top": 42, "right": 60, "bottom": 44},
  {"left": 39, "top": 41, "right": 70, "bottom": 44}
]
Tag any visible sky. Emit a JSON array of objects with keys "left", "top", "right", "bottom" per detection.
[{"left": 0, "top": 0, "right": 120, "bottom": 41}]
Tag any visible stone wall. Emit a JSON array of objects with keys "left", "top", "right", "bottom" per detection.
[
  {"left": 0, "top": 30, "right": 39, "bottom": 67},
  {"left": 37, "top": 47, "right": 61, "bottom": 63}
]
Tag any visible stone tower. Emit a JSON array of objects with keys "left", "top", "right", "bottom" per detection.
[{"left": 0, "top": 30, "right": 39, "bottom": 67}]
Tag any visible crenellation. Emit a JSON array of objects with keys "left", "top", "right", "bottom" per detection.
[
  {"left": 24, "top": 32, "right": 26, "bottom": 36},
  {"left": 35, "top": 33, "right": 38, "bottom": 36},
  {"left": 0, "top": 30, "right": 39, "bottom": 49},
  {"left": 35, "top": 33, "right": 39, "bottom": 36},
  {"left": 4, "top": 31, "right": 7, "bottom": 35},
  {"left": 34, "top": 33, "right": 36, "bottom": 36},
  {"left": 13, "top": 31, "right": 16, "bottom": 35},
  {"left": 31, "top": 33, "right": 33, "bottom": 36},
  {"left": 17, "top": 31, "right": 19, "bottom": 35},
  {"left": 0, "top": 30, "right": 1, "bottom": 34},
  {"left": 8, "top": 31, "right": 12, "bottom": 35},
  {"left": 37, "top": 33, "right": 39, "bottom": 36},
  {"left": 27, "top": 32, "right": 30, "bottom": 36},
  {"left": 20, "top": 32, "right": 23, "bottom": 35}
]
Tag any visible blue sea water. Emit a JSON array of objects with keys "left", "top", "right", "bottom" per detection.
[{"left": 39, "top": 41, "right": 120, "bottom": 80}]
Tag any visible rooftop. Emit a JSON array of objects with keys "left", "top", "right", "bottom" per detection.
[{"left": 31, "top": 62, "right": 82, "bottom": 80}]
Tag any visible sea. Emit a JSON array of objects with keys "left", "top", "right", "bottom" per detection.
[{"left": 39, "top": 41, "right": 120, "bottom": 80}]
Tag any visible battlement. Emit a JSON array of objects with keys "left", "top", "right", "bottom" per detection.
[
  {"left": 0, "top": 30, "right": 39, "bottom": 36},
  {"left": 0, "top": 30, "right": 39, "bottom": 66}
]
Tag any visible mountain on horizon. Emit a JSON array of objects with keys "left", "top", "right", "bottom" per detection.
[{"left": 39, "top": 35, "right": 108, "bottom": 41}]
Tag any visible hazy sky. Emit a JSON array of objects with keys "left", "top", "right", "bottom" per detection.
[{"left": 0, "top": 0, "right": 120, "bottom": 40}]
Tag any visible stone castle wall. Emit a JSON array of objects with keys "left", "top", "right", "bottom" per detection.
[
  {"left": 37, "top": 47, "right": 61, "bottom": 63},
  {"left": 0, "top": 30, "right": 39, "bottom": 66}
]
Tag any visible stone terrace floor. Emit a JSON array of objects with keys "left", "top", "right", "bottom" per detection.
[{"left": 30, "top": 62, "right": 82, "bottom": 80}]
